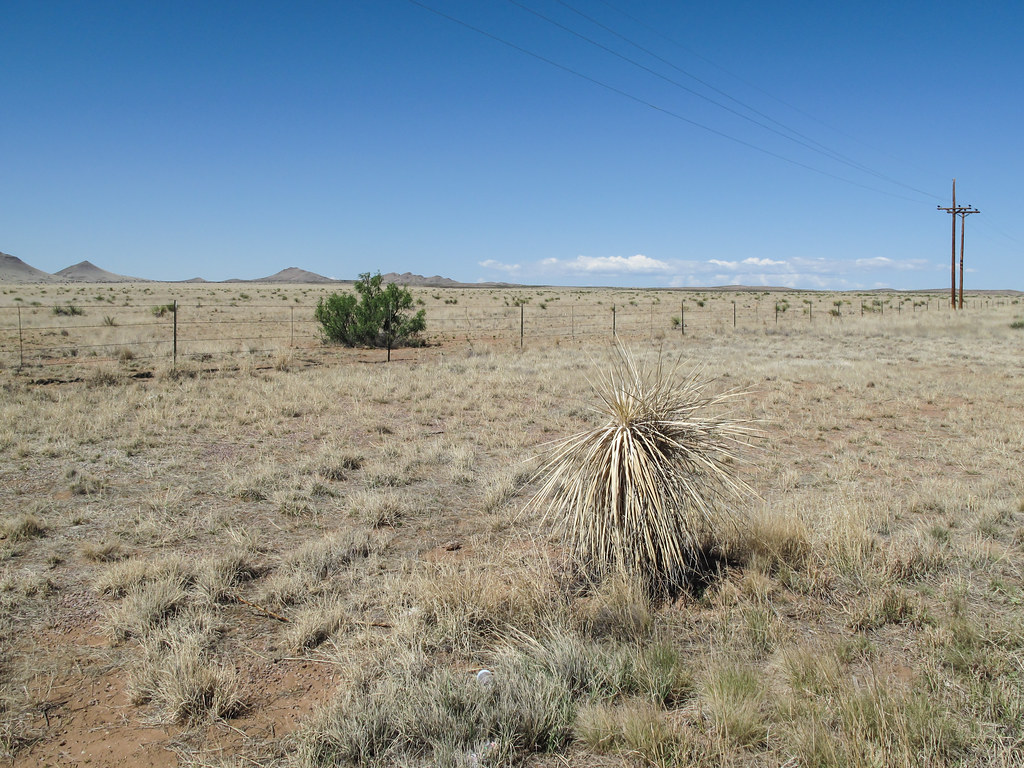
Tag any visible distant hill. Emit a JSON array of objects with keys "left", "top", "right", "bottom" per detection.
[
  {"left": 55, "top": 260, "right": 148, "bottom": 282},
  {"left": 1, "top": 252, "right": 1020, "bottom": 293},
  {"left": 252, "top": 267, "right": 338, "bottom": 283},
  {"left": 380, "top": 272, "right": 514, "bottom": 289},
  {"left": 381, "top": 272, "right": 462, "bottom": 287},
  {"left": 0, "top": 252, "right": 56, "bottom": 283}
]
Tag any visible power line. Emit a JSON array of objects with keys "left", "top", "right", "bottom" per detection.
[
  {"left": 404, "top": 0, "right": 930, "bottom": 203},
  {"left": 504, "top": 0, "right": 934, "bottom": 199},
  {"left": 594, "top": 0, "right": 940, "bottom": 184},
  {"left": 544, "top": 0, "right": 940, "bottom": 202}
]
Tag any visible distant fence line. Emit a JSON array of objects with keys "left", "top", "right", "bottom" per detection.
[{"left": 0, "top": 295, "right": 1015, "bottom": 370}]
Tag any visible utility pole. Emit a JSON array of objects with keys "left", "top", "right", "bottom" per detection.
[
  {"left": 958, "top": 206, "right": 979, "bottom": 309},
  {"left": 936, "top": 179, "right": 978, "bottom": 310}
]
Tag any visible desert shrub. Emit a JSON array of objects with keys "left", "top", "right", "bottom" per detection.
[
  {"left": 151, "top": 303, "right": 176, "bottom": 317},
  {"left": 531, "top": 348, "right": 757, "bottom": 594},
  {"left": 52, "top": 304, "right": 84, "bottom": 316},
  {"left": 315, "top": 272, "right": 425, "bottom": 348}
]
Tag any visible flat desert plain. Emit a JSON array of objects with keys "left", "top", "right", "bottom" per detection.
[{"left": 1, "top": 282, "right": 1023, "bottom": 767}]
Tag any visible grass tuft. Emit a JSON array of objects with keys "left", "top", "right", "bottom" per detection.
[
  {"left": 0, "top": 514, "right": 46, "bottom": 542},
  {"left": 129, "top": 615, "right": 243, "bottom": 723}
]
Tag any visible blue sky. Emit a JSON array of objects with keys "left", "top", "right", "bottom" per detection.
[{"left": 2, "top": 1, "right": 1021, "bottom": 289}]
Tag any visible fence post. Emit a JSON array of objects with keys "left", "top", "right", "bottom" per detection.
[
  {"left": 681, "top": 302, "right": 685, "bottom": 336},
  {"left": 519, "top": 303, "right": 524, "bottom": 349},
  {"left": 732, "top": 301, "right": 736, "bottom": 328},
  {"left": 571, "top": 304, "right": 574, "bottom": 340},
  {"left": 612, "top": 305, "right": 616, "bottom": 338},
  {"left": 775, "top": 304, "right": 779, "bottom": 324},
  {"left": 17, "top": 306, "right": 24, "bottom": 370},
  {"left": 172, "top": 300, "right": 177, "bottom": 366},
  {"left": 386, "top": 301, "right": 392, "bottom": 363},
  {"left": 290, "top": 305, "right": 294, "bottom": 348}
]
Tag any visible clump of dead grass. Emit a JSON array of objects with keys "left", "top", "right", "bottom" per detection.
[
  {"left": 407, "top": 560, "right": 561, "bottom": 652},
  {"left": 0, "top": 513, "right": 46, "bottom": 542},
  {"left": 260, "top": 529, "right": 385, "bottom": 607},
  {"left": 107, "top": 576, "right": 190, "bottom": 642},
  {"left": 349, "top": 489, "right": 409, "bottom": 529},
  {"left": 129, "top": 614, "right": 243, "bottom": 723},
  {"left": 80, "top": 539, "right": 125, "bottom": 562},
  {"left": 282, "top": 596, "right": 351, "bottom": 653}
]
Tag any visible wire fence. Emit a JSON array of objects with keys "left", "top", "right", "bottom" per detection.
[{"left": 0, "top": 294, "right": 1017, "bottom": 371}]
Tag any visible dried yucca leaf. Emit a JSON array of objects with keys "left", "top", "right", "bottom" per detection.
[{"left": 531, "top": 346, "right": 759, "bottom": 592}]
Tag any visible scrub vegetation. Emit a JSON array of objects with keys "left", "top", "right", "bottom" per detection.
[{"left": 1, "top": 281, "right": 1023, "bottom": 767}]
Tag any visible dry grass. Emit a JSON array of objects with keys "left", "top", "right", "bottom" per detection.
[{"left": 1, "top": 282, "right": 1023, "bottom": 765}]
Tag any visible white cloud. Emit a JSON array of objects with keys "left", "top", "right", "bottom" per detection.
[
  {"left": 857, "top": 256, "right": 895, "bottom": 267},
  {"left": 708, "top": 257, "right": 788, "bottom": 271},
  {"left": 478, "top": 259, "right": 521, "bottom": 273},
  {"left": 544, "top": 254, "right": 673, "bottom": 275}
]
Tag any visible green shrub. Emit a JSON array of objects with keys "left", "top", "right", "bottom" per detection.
[
  {"left": 315, "top": 272, "right": 425, "bottom": 348},
  {"left": 151, "top": 304, "right": 176, "bottom": 318}
]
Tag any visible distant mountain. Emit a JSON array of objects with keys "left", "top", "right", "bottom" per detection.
[
  {"left": 55, "top": 260, "right": 148, "bottom": 282},
  {"left": 252, "top": 267, "right": 338, "bottom": 283},
  {"left": 381, "top": 272, "right": 474, "bottom": 287},
  {"left": 0, "top": 252, "right": 56, "bottom": 283}
]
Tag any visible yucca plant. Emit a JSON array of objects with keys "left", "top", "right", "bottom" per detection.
[{"left": 531, "top": 347, "right": 758, "bottom": 593}]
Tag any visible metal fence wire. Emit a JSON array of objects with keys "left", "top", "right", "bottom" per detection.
[{"left": 0, "top": 294, "right": 1007, "bottom": 370}]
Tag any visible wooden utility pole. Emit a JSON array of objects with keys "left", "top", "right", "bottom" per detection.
[
  {"left": 958, "top": 207, "right": 979, "bottom": 309},
  {"left": 936, "top": 179, "right": 978, "bottom": 310}
]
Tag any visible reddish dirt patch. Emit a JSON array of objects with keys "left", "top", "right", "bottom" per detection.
[
  {"left": 16, "top": 673, "right": 176, "bottom": 768},
  {"left": 13, "top": 625, "right": 341, "bottom": 767}
]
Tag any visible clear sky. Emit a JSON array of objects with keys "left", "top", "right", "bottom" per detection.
[{"left": 3, "top": 1, "right": 1022, "bottom": 289}]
